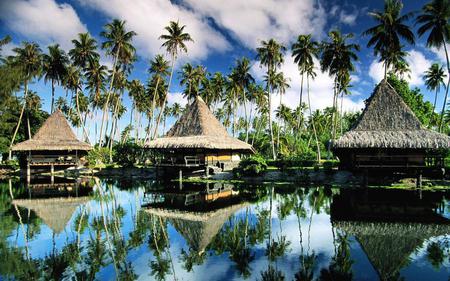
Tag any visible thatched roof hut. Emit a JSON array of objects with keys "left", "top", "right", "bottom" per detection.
[
  {"left": 335, "top": 221, "right": 450, "bottom": 280},
  {"left": 13, "top": 197, "right": 89, "bottom": 234},
  {"left": 146, "top": 96, "right": 253, "bottom": 152},
  {"left": 145, "top": 202, "right": 248, "bottom": 254},
  {"left": 332, "top": 80, "right": 450, "bottom": 149},
  {"left": 12, "top": 110, "right": 91, "bottom": 151}
]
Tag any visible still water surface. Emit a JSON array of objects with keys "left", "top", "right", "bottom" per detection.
[{"left": 0, "top": 176, "right": 449, "bottom": 281}]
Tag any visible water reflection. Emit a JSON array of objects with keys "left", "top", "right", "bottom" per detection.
[{"left": 0, "top": 177, "right": 448, "bottom": 280}]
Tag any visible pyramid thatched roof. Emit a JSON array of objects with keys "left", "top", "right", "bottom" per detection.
[
  {"left": 333, "top": 80, "right": 450, "bottom": 149},
  {"left": 146, "top": 96, "right": 254, "bottom": 152},
  {"left": 336, "top": 221, "right": 450, "bottom": 280},
  {"left": 145, "top": 202, "right": 248, "bottom": 254},
  {"left": 12, "top": 110, "right": 92, "bottom": 151},
  {"left": 13, "top": 197, "right": 89, "bottom": 234}
]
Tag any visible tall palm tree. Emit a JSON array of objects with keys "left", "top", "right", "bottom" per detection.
[
  {"left": 0, "top": 35, "right": 11, "bottom": 58},
  {"left": 43, "top": 44, "right": 68, "bottom": 113},
  {"left": 256, "top": 39, "right": 286, "bottom": 160},
  {"left": 210, "top": 72, "right": 226, "bottom": 111},
  {"left": 99, "top": 19, "right": 136, "bottom": 146},
  {"left": 69, "top": 32, "right": 100, "bottom": 142},
  {"left": 424, "top": 63, "right": 446, "bottom": 114},
  {"left": 233, "top": 58, "right": 255, "bottom": 142},
  {"left": 305, "top": 64, "right": 321, "bottom": 161},
  {"left": 416, "top": 0, "right": 450, "bottom": 132},
  {"left": 363, "top": 0, "right": 415, "bottom": 77},
  {"left": 272, "top": 71, "right": 290, "bottom": 151},
  {"left": 128, "top": 79, "right": 145, "bottom": 143},
  {"left": 25, "top": 90, "right": 41, "bottom": 140},
  {"left": 179, "top": 63, "right": 196, "bottom": 100},
  {"left": 8, "top": 42, "right": 42, "bottom": 159},
  {"left": 292, "top": 35, "right": 319, "bottom": 116},
  {"left": 154, "top": 21, "right": 193, "bottom": 138},
  {"left": 148, "top": 54, "right": 170, "bottom": 140},
  {"left": 320, "top": 30, "right": 359, "bottom": 141}
]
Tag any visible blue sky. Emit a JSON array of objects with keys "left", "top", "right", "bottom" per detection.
[{"left": 0, "top": 0, "right": 447, "bottom": 139}]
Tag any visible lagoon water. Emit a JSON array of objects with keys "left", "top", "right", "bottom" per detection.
[{"left": 0, "top": 176, "right": 449, "bottom": 281}]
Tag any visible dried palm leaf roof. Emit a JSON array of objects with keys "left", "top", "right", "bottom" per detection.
[
  {"left": 335, "top": 221, "right": 449, "bottom": 280},
  {"left": 13, "top": 197, "right": 89, "bottom": 234},
  {"left": 12, "top": 110, "right": 92, "bottom": 151},
  {"left": 145, "top": 202, "right": 248, "bottom": 254},
  {"left": 146, "top": 96, "right": 254, "bottom": 152},
  {"left": 333, "top": 80, "right": 450, "bottom": 149}
]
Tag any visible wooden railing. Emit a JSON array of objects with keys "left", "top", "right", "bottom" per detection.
[
  {"left": 28, "top": 155, "right": 79, "bottom": 165},
  {"left": 156, "top": 155, "right": 205, "bottom": 167},
  {"left": 354, "top": 155, "right": 443, "bottom": 168}
]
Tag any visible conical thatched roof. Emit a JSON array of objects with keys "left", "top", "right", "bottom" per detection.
[
  {"left": 145, "top": 202, "right": 248, "bottom": 254},
  {"left": 146, "top": 96, "right": 253, "bottom": 151},
  {"left": 13, "top": 197, "right": 89, "bottom": 234},
  {"left": 333, "top": 80, "right": 450, "bottom": 149},
  {"left": 12, "top": 110, "right": 92, "bottom": 151},
  {"left": 335, "top": 221, "right": 450, "bottom": 281}
]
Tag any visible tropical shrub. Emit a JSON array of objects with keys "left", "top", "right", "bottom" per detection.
[
  {"left": 113, "top": 142, "right": 152, "bottom": 167},
  {"left": 86, "top": 147, "right": 111, "bottom": 167},
  {"left": 237, "top": 155, "right": 268, "bottom": 177}
]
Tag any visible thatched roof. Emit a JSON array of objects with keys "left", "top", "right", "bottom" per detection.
[
  {"left": 335, "top": 221, "right": 450, "bottom": 280},
  {"left": 12, "top": 110, "right": 92, "bottom": 151},
  {"left": 146, "top": 96, "right": 254, "bottom": 152},
  {"left": 13, "top": 197, "right": 89, "bottom": 234},
  {"left": 145, "top": 202, "right": 248, "bottom": 254},
  {"left": 333, "top": 80, "right": 450, "bottom": 149}
]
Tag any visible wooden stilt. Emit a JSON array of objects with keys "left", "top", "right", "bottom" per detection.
[
  {"left": 26, "top": 163, "right": 30, "bottom": 184},
  {"left": 416, "top": 171, "right": 422, "bottom": 189},
  {"left": 363, "top": 169, "right": 368, "bottom": 188},
  {"left": 51, "top": 164, "right": 54, "bottom": 184},
  {"left": 205, "top": 165, "right": 209, "bottom": 177}
]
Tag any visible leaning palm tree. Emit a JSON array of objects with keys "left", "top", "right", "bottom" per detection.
[
  {"left": 42, "top": 44, "right": 68, "bottom": 113},
  {"left": 153, "top": 21, "right": 193, "bottom": 139},
  {"left": 305, "top": 64, "right": 321, "bottom": 161},
  {"left": 363, "top": 0, "right": 415, "bottom": 77},
  {"left": 99, "top": 19, "right": 136, "bottom": 146},
  {"left": 424, "top": 63, "right": 446, "bottom": 115},
  {"left": 8, "top": 42, "right": 42, "bottom": 160},
  {"left": 256, "top": 39, "right": 286, "bottom": 160},
  {"left": 416, "top": 0, "right": 450, "bottom": 132}
]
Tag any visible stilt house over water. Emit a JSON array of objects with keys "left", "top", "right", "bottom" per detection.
[
  {"left": 11, "top": 110, "right": 92, "bottom": 174},
  {"left": 146, "top": 96, "right": 254, "bottom": 172},
  {"left": 332, "top": 80, "right": 450, "bottom": 171}
]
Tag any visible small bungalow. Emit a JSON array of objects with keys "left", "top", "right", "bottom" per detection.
[
  {"left": 11, "top": 110, "right": 92, "bottom": 175},
  {"left": 332, "top": 80, "right": 450, "bottom": 172},
  {"left": 146, "top": 96, "right": 254, "bottom": 174}
]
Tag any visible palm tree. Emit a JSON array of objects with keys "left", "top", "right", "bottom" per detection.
[
  {"left": 0, "top": 35, "right": 11, "bottom": 57},
  {"left": 210, "top": 72, "right": 226, "bottom": 111},
  {"left": 154, "top": 21, "right": 193, "bottom": 138},
  {"left": 43, "top": 44, "right": 68, "bottom": 113},
  {"left": 416, "top": 0, "right": 450, "bottom": 132},
  {"left": 99, "top": 19, "right": 136, "bottom": 146},
  {"left": 234, "top": 58, "right": 255, "bottom": 142},
  {"left": 256, "top": 39, "right": 286, "bottom": 160},
  {"left": 8, "top": 42, "right": 42, "bottom": 159},
  {"left": 292, "top": 35, "right": 319, "bottom": 117},
  {"left": 179, "top": 63, "right": 196, "bottom": 100},
  {"left": 320, "top": 30, "right": 359, "bottom": 141},
  {"left": 363, "top": 0, "right": 415, "bottom": 77},
  {"left": 128, "top": 79, "right": 145, "bottom": 143},
  {"left": 305, "top": 64, "right": 321, "bottom": 161},
  {"left": 272, "top": 71, "right": 290, "bottom": 151},
  {"left": 424, "top": 63, "right": 446, "bottom": 115},
  {"left": 25, "top": 90, "right": 41, "bottom": 139}
]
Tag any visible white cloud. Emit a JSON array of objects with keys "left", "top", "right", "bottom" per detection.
[
  {"left": 368, "top": 60, "right": 385, "bottom": 83},
  {"left": 0, "top": 0, "right": 87, "bottom": 50},
  {"left": 431, "top": 46, "right": 447, "bottom": 63},
  {"left": 77, "top": 0, "right": 230, "bottom": 61},
  {"left": 339, "top": 10, "right": 358, "bottom": 25},
  {"left": 251, "top": 51, "right": 364, "bottom": 114},
  {"left": 0, "top": 41, "right": 20, "bottom": 57},
  {"left": 167, "top": 92, "right": 187, "bottom": 107},
  {"left": 181, "top": 0, "right": 327, "bottom": 49}
]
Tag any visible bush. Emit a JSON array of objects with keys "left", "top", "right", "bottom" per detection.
[
  {"left": 267, "top": 154, "right": 317, "bottom": 170},
  {"left": 237, "top": 155, "right": 268, "bottom": 177},
  {"left": 4, "top": 159, "right": 19, "bottom": 170},
  {"left": 322, "top": 160, "right": 338, "bottom": 171},
  {"left": 112, "top": 142, "right": 153, "bottom": 167},
  {"left": 87, "top": 147, "right": 111, "bottom": 167}
]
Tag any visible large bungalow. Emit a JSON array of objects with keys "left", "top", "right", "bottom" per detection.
[
  {"left": 146, "top": 96, "right": 254, "bottom": 174},
  {"left": 332, "top": 80, "right": 450, "bottom": 172},
  {"left": 11, "top": 110, "right": 92, "bottom": 175}
]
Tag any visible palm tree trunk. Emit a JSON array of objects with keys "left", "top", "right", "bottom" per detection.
[
  {"left": 148, "top": 77, "right": 161, "bottom": 141},
  {"left": 340, "top": 92, "right": 344, "bottom": 135},
  {"left": 439, "top": 41, "right": 450, "bottom": 132},
  {"left": 153, "top": 56, "right": 175, "bottom": 139},
  {"left": 247, "top": 103, "right": 253, "bottom": 143},
  {"left": 298, "top": 73, "right": 304, "bottom": 131},
  {"left": 76, "top": 78, "right": 91, "bottom": 144},
  {"left": 433, "top": 88, "right": 438, "bottom": 115},
  {"left": 51, "top": 79, "right": 55, "bottom": 113},
  {"left": 27, "top": 113, "right": 31, "bottom": 140},
  {"left": 268, "top": 67, "right": 276, "bottom": 160},
  {"left": 307, "top": 76, "right": 320, "bottom": 162},
  {"left": 9, "top": 81, "right": 29, "bottom": 160},
  {"left": 99, "top": 46, "right": 120, "bottom": 146},
  {"left": 277, "top": 92, "right": 282, "bottom": 153},
  {"left": 109, "top": 97, "right": 120, "bottom": 162}
]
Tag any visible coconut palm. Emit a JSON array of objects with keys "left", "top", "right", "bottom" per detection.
[
  {"left": 416, "top": 0, "right": 450, "bottom": 132},
  {"left": 304, "top": 64, "right": 321, "bottom": 161},
  {"left": 128, "top": 79, "right": 145, "bottom": 143},
  {"left": 210, "top": 72, "right": 226, "bottom": 110},
  {"left": 148, "top": 54, "right": 170, "bottom": 140},
  {"left": 424, "top": 63, "right": 446, "bottom": 115},
  {"left": 256, "top": 39, "right": 286, "bottom": 160},
  {"left": 363, "top": 0, "right": 415, "bottom": 77},
  {"left": 0, "top": 35, "right": 11, "bottom": 58},
  {"left": 8, "top": 42, "right": 42, "bottom": 159},
  {"left": 154, "top": 21, "right": 193, "bottom": 139},
  {"left": 272, "top": 71, "right": 290, "bottom": 151},
  {"left": 42, "top": 44, "right": 68, "bottom": 113},
  {"left": 99, "top": 19, "right": 136, "bottom": 146},
  {"left": 24, "top": 90, "right": 41, "bottom": 139},
  {"left": 179, "top": 63, "right": 196, "bottom": 100}
]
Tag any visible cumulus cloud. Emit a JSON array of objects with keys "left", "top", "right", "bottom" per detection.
[
  {"left": 77, "top": 0, "right": 230, "bottom": 61},
  {"left": 339, "top": 10, "right": 358, "bottom": 25},
  {"left": 251, "top": 51, "right": 364, "bottom": 114},
  {"left": 0, "top": 0, "right": 87, "bottom": 50},
  {"left": 182, "top": 0, "right": 327, "bottom": 49}
]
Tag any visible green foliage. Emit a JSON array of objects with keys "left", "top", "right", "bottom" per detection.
[
  {"left": 322, "top": 160, "right": 338, "bottom": 171},
  {"left": 112, "top": 142, "right": 152, "bottom": 167},
  {"left": 87, "top": 147, "right": 111, "bottom": 167},
  {"left": 236, "top": 155, "right": 268, "bottom": 177}
]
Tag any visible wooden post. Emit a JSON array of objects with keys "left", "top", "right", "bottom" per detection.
[
  {"left": 26, "top": 163, "right": 30, "bottom": 184},
  {"left": 51, "top": 164, "right": 54, "bottom": 184},
  {"left": 363, "top": 169, "right": 368, "bottom": 188},
  {"left": 205, "top": 165, "right": 209, "bottom": 178},
  {"left": 416, "top": 170, "right": 422, "bottom": 189},
  {"left": 179, "top": 169, "right": 183, "bottom": 183}
]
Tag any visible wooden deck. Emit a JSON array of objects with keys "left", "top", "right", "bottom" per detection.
[{"left": 354, "top": 155, "right": 443, "bottom": 169}]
